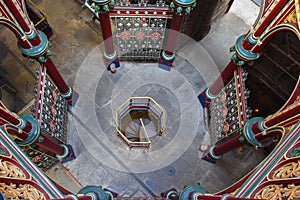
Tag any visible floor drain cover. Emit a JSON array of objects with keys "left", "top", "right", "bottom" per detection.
[{"left": 167, "top": 167, "right": 176, "bottom": 176}]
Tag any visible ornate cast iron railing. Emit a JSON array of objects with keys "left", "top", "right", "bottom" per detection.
[
  {"left": 208, "top": 68, "right": 252, "bottom": 144},
  {"left": 30, "top": 65, "right": 69, "bottom": 171}
]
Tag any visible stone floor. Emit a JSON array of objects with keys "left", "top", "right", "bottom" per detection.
[{"left": 0, "top": 0, "right": 264, "bottom": 197}]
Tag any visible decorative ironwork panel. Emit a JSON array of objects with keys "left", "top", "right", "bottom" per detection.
[
  {"left": 209, "top": 68, "right": 252, "bottom": 144},
  {"left": 110, "top": 9, "right": 172, "bottom": 61},
  {"left": 114, "top": 0, "right": 171, "bottom": 7},
  {"left": 22, "top": 146, "right": 58, "bottom": 172},
  {"left": 32, "top": 65, "right": 68, "bottom": 144}
]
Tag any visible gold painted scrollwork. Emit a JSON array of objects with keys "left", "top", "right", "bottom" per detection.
[
  {"left": 0, "top": 159, "right": 26, "bottom": 178},
  {"left": 255, "top": 184, "right": 300, "bottom": 200},
  {"left": 0, "top": 183, "right": 46, "bottom": 200},
  {"left": 284, "top": 10, "right": 297, "bottom": 24},
  {"left": 273, "top": 161, "right": 300, "bottom": 179}
]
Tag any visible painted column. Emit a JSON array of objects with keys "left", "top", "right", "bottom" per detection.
[
  {"left": 93, "top": 0, "right": 120, "bottom": 71},
  {"left": 0, "top": 103, "right": 74, "bottom": 162},
  {"left": 5, "top": 123, "right": 72, "bottom": 161},
  {"left": 203, "top": 101, "right": 300, "bottom": 163},
  {"left": 0, "top": 106, "right": 32, "bottom": 132},
  {"left": 159, "top": 0, "right": 196, "bottom": 67},
  {"left": 0, "top": 1, "right": 74, "bottom": 105},
  {"left": 201, "top": 0, "right": 293, "bottom": 104}
]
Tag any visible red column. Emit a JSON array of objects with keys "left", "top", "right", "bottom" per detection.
[
  {"left": 97, "top": 11, "right": 119, "bottom": 70},
  {"left": 43, "top": 60, "right": 73, "bottom": 104},
  {"left": 160, "top": 14, "right": 183, "bottom": 67},
  {"left": 5, "top": 0, "right": 41, "bottom": 46},
  {"left": 5, "top": 126, "right": 67, "bottom": 156},
  {"left": 2, "top": 1, "right": 74, "bottom": 105},
  {"left": 207, "top": 61, "right": 237, "bottom": 97},
  {"left": 0, "top": 107, "right": 32, "bottom": 132}
]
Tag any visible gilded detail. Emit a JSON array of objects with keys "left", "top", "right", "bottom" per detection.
[
  {"left": 255, "top": 184, "right": 300, "bottom": 200},
  {"left": 0, "top": 183, "right": 46, "bottom": 200},
  {"left": 284, "top": 10, "right": 297, "bottom": 24},
  {"left": 0, "top": 159, "right": 26, "bottom": 178},
  {"left": 273, "top": 160, "right": 300, "bottom": 179}
]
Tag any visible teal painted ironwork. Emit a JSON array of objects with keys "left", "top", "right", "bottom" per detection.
[
  {"left": 78, "top": 186, "right": 109, "bottom": 200},
  {"left": 235, "top": 35, "right": 260, "bottom": 61},
  {"left": 16, "top": 116, "right": 40, "bottom": 146},
  {"left": 243, "top": 117, "right": 264, "bottom": 147},
  {"left": 19, "top": 31, "right": 49, "bottom": 57},
  {"left": 179, "top": 185, "right": 208, "bottom": 200}
]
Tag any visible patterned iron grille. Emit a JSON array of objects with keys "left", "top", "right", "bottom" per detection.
[
  {"left": 22, "top": 146, "right": 58, "bottom": 172},
  {"left": 209, "top": 68, "right": 252, "bottom": 144},
  {"left": 32, "top": 65, "right": 68, "bottom": 144},
  {"left": 111, "top": 13, "right": 171, "bottom": 61}
]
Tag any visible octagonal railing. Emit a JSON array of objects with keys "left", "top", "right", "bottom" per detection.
[{"left": 116, "top": 97, "right": 166, "bottom": 148}]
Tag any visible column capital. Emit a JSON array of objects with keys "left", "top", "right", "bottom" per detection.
[
  {"left": 232, "top": 35, "right": 260, "bottom": 63},
  {"left": 170, "top": 0, "right": 196, "bottom": 15},
  {"left": 19, "top": 31, "right": 52, "bottom": 63},
  {"left": 77, "top": 186, "right": 112, "bottom": 200},
  {"left": 92, "top": 0, "right": 115, "bottom": 13},
  {"left": 243, "top": 117, "right": 265, "bottom": 147},
  {"left": 179, "top": 185, "right": 208, "bottom": 200},
  {"left": 16, "top": 116, "right": 40, "bottom": 146}
]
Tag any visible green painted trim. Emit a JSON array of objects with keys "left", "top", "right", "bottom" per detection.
[
  {"left": 162, "top": 50, "right": 175, "bottom": 61},
  {"left": 179, "top": 185, "right": 208, "bottom": 200},
  {"left": 19, "top": 31, "right": 49, "bottom": 57},
  {"left": 26, "top": 29, "right": 37, "bottom": 40},
  {"left": 62, "top": 86, "right": 73, "bottom": 99},
  {"left": 78, "top": 186, "right": 108, "bottom": 200},
  {"left": 56, "top": 144, "right": 70, "bottom": 160},
  {"left": 174, "top": 0, "right": 196, "bottom": 6},
  {"left": 290, "top": 146, "right": 300, "bottom": 158},
  {"left": 205, "top": 88, "right": 217, "bottom": 100},
  {"left": 247, "top": 33, "right": 257, "bottom": 45},
  {"left": 243, "top": 117, "right": 264, "bottom": 147},
  {"left": 19, "top": 115, "right": 27, "bottom": 130},
  {"left": 104, "top": 50, "right": 117, "bottom": 61},
  {"left": 166, "top": 190, "right": 178, "bottom": 199},
  {"left": 209, "top": 145, "right": 222, "bottom": 160},
  {"left": 235, "top": 35, "right": 259, "bottom": 61},
  {"left": 93, "top": 0, "right": 110, "bottom": 4},
  {"left": 16, "top": 116, "right": 40, "bottom": 147}
]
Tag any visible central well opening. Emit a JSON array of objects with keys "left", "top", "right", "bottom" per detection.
[{"left": 116, "top": 97, "right": 166, "bottom": 148}]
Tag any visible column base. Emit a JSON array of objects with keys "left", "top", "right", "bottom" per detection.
[
  {"left": 201, "top": 146, "right": 222, "bottom": 164},
  {"left": 159, "top": 50, "right": 175, "bottom": 69},
  {"left": 77, "top": 186, "right": 115, "bottom": 200},
  {"left": 198, "top": 90, "right": 211, "bottom": 108},
  {"left": 161, "top": 188, "right": 179, "bottom": 200},
  {"left": 57, "top": 144, "right": 76, "bottom": 164},
  {"left": 62, "top": 86, "right": 78, "bottom": 106},
  {"left": 201, "top": 153, "right": 217, "bottom": 164}
]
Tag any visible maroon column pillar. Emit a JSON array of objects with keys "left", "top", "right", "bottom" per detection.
[
  {"left": 43, "top": 60, "right": 73, "bottom": 104},
  {"left": 206, "top": 61, "right": 237, "bottom": 98},
  {"left": 94, "top": 0, "right": 120, "bottom": 71},
  {"left": 159, "top": 14, "right": 183, "bottom": 67},
  {"left": 3, "top": 0, "right": 75, "bottom": 105},
  {"left": 159, "top": 0, "right": 196, "bottom": 68}
]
